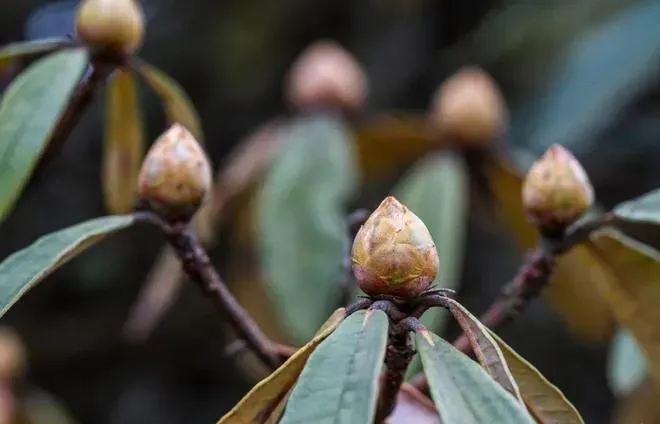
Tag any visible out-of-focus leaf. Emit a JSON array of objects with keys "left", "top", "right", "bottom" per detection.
[
  {"left": 0, "top": 38, "right": 69, "bottom": 73},
  {"left": 217, "top": 308, "right": 346, "bottom": 424},
  {"left": 387, "top": 383, "right": 440, "bottom": 424},
  {"left": 15, "top": 388, "right": 78, "bottom": 424},
  {"left": 488, "top": 157, "right": 616, "bottom": 342},
  {"left": 514, "top": 0, "right": 660, "bottom": 154},
  {"left": 280, "top": 310, "right": 388, "bottom": 424},
  {"left": 258, "top": 113, "right": 358, "bottom": 343},
  {"left": 488, "top": 329, "right": 585, "bottom": 424},
  {"left": 0, "top": 215, "right": 137, "bottom": 317},
  {"left": 608, "top": 329, "right": 648, "bottom": 398},
  {"left": 613, "top": 188, "right": 660, "bottom": 225},
  {"left": 353, "top": 113, "right": 437, "bottom": 179},
  {"left": 443, "top": 297, "right": 522, "bottom": 402},
  {"left": 613, "top": 378, "right": 660, "bottom": 424},
  {"left": 195, "top": 120, "right": 285, "bottom": 243},
  {"left": 103, "top": 69, "right": 144, "bottom": 214},
  {"left": 416, "top": 331, "right": 534, "bottom": 424},
  {"left": 466, "top": 1, "right": 635, "bottom": 67},
  {"left": 396, "top": 153, "right": 468, "bottom": 380},
  {"left": 134, "top": 58, "right": 203, "bottom": 142},
  {"left": 585, "top": 229, "right": 660, "bottom": 383},
  {"left": 0, "top": 48, "right": 88, "bottom": 224}
]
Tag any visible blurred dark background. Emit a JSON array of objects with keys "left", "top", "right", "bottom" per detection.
[{"left": 2, "top": 0, "right": 660, "bottom": 423}]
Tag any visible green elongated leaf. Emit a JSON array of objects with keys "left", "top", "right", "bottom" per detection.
[
  {"left": 395, "top": 152, "right": 468, "bottom": 380},
  {"left": 134, "top": 58, "right": 203, "bottom": 143},
  {"left": 416, "top": 331, "right": 535, "bottom": 424},
  {"left": 258, "top": 113, "right": 358, "bottom": 343},
  {"left": 515, "top": 0, "right": 660, "bottom": 153},
  {"left": 0, "top": 215, "right": 137, "bottom": 317},
  {"left": 280, "top": 310, "right": 389, "bottom": 424},
  {"left": 608, "top": 329, "right": 648, "bottom": 398},
  {"left": 0, "top": 48, "right": 88, "bottom": 223},
  {"left": 0, "top": 38, "right": 70, "bottom": 71},
  {"left": 487, "top": 329, "right": 585, "bottom": 424},
  {"left": 103, "top": 70, "right": 144, "bottom": 214},
  {"left": 443, "top": 297, "right": 522, "bottom": 402}
]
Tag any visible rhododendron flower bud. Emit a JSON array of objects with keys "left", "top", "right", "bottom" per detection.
[
  {"left": 522, "top": 145, "right": 594, "bottom": 234},
  {"left": 286, "top": 40, "right": 367, "bottom": 112},
  {"left": 76, "top": 0, "right": 145, "bottom": 55},
  {"left": 351, "top": 196, "right": 438, "bottom": 299},
  {"left": 138, "top": 124, "right": 212, "bottom": 222},
  {"left": 430, "top": 66, "right": 507, "bottom": 147}
]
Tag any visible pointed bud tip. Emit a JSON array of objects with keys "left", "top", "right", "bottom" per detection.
[
  {"left": 522, "top": 145, "right": 594, "bottom": 234},
  {"left": 351, "top": 197, "right": 438, "bottom": 300},
  {"left": 429, "top": 66, "right": 507, "bottom": 147},
  {"left": 75, "top": 0, "right": 145, "bottom": 55},
  {"left": 286, "top": 40, "right": 367, "bottom": 112},
  {"left": 138, "top": 124, "right": 212, "bottom": 222}
]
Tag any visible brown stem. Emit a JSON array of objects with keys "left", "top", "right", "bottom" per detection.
[
  {"left": 374, "top": 318, "right": 418, "bottom": 423},
  {"left": 38, "top": 59, "right": 114, "bottom": 169},
  {"left": 157, "top": 219, "right": 280, "bottom": 370}
]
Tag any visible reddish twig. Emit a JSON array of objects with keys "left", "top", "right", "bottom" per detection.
[{"left": 153, "top": 217, "right": 280, "bottom": 370}]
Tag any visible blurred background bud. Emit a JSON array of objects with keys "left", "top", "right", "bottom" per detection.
[
  {"left": 522, "top": 144, "right": 594, "bottom": 234},
  {"left": 430, "top": 66, "right": 507, "bottom": 147},
  {"left": 75, "top": 0, "right": 145, "bottom": 55},
  {"left": 286, "top": 40, "right": 368, "bottom": 112}
]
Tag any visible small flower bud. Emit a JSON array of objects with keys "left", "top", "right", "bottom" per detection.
[
  {"left": 138, "top": 124, "right": 212, "bottom": 222},
  {"left": 0, "top": 327, "right": 25, "bottom": 381},
  {"left": 351, "top": 196, "right": 438, "bottom": 299},
  {"left": 522, "top": 145, "right": 594, "bottom": 235},
  {"left": 286, "top": 40, "right": 367, "bottom": 112},
  {"left": 430, "top": 66, "right": 507, "bottom": 147},
  {"left": 75, "top": 0, "right": 145, "bottom": 55}
]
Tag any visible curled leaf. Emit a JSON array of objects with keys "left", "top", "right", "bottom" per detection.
[
  {"left": 416, "top": 331, "right": 535, "bottom": 424},
  {"left": 134, "top": 58, "right": 203, "bottom": 142},
  {"left": 488, "top": 329, "right": 585, "bottom": 424},
  {"left": 443, "top": 297, "right": 522, "bottom": 402},
  {"left": 103, "top": 69, "right": 144, "bottom": 214}
]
